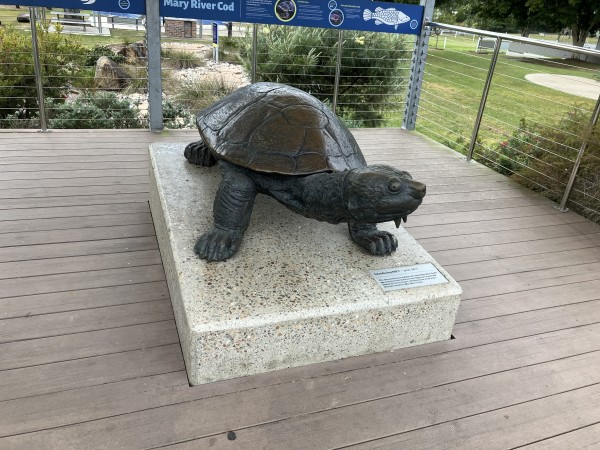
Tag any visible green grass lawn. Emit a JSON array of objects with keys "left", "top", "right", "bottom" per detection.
[{"left": 416, "top": 34, "right": 599, "bottom": 157}]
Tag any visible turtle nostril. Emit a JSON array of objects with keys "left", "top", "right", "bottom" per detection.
[{"left": 410, "top": 181, "right": 426, "bottom": 197}]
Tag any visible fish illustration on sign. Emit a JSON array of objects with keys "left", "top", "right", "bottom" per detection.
[{"left": 363, "top": 7, "right": 410, "bottom": 30}]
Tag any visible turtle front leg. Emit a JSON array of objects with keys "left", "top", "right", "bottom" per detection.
[
  {"left": 348, "top": 223, "right": 398, "bottom": 256},
  {"left": 195, "top": 162, "right": 257, "bottom": 262}
]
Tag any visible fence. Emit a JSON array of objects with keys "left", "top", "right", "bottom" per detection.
[
  {"left": 416, "top": 22, "right": 600, "bottom": 222},
  {"left": 0, "top": 6, "right": 149, "bottom": 129},
  {"left": 1, "top": 5, "right": 600, "bottom": 221},
  {"left": 0, "top": 6, "right": 416, "bottom": 130}
]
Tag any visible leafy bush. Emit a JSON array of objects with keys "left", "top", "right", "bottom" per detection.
[
  {"left": 162, "top": 100, "right": 195, "bottom": 129},
  {"left": 482, "top": 107, "right": 600, "bottom": 223},
  {"left": 481, "top": 118, "right": 544, "bottom": 177},
  {"left": 84, "top": 44, "right": 126, "bottom": 66},
  {"left": 239, "top": 26, "right": 410, "bottom": 127},
  {"left": 0, "top": 23, "right": 87, "bottom": 122},
  {"left": 46, "top": 92, "right": 144, "bottom": 129}
]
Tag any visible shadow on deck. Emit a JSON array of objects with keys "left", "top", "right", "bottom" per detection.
[{"left": 1, "top": 128, "right": 600, "bottom": 449}]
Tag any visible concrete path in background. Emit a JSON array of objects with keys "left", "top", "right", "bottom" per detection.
[{"left": 525, "top": 73, "right": 600, "bottom": 99}]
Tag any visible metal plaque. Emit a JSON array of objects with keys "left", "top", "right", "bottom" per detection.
[{"left": 370, "top": 263, "right": 448, "bottom": 292}]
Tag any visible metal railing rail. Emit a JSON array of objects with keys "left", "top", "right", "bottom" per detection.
[
  {"left": 427, "top": 22, "right": 600, "bottom": 58},
  {"left": 28, "top": 7, "right": 48, "bottom": 131}
]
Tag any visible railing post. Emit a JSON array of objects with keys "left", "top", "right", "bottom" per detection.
[
  {"left": 29, "top": 7, "right": 48, "bottom": 131},
  {"left": 402, "top": 0, "right": 435, "bottom": 131},
  {"left": 332, "top": 30, "right": 343, "bottom": 114},
  {"left": 251, "top": 24, "right": 258, "bottom": 83},
  {"left": 146, "top": 0, "right": 163, "bottom": 132},
  {"left": 466, "top": 37, "right": 502, "bottom": 161},
  {"left": 558, "top": 93, "right": 600, "bottom": 211}
]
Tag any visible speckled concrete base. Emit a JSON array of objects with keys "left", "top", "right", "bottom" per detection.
[{"left": 149, "top": 143, "right": 462, "bottom": 385}]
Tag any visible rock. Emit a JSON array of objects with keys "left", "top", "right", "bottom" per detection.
[
  {"left": 94, "top": 56, "right": 131, "bottom": 91},
  {"left": 116, "top": 42, "right": 147, "bottom": 60}
]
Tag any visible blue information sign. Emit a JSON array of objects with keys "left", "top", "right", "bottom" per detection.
[
  {"left": 212, "top": 21, "right": 218, "bottom": 44},
  {"left": 0, "top": 0, "right": 423, "bottom": 35},
  {"left": 1, "top": 0, "right": 145, "bottom": 14},
  {"left": 161, "top": 0, "right": 423, "bottom": 35}
]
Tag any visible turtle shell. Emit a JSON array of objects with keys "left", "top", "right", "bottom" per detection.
[{"left": 196, "top": 82, "right": 367, "bottom": 175}]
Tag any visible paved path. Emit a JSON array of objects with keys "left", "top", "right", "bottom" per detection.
[{"left": 526, "top": 73, "right": 600, "bottom": 99}]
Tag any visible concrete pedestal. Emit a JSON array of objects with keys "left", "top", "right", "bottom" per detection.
[{"left": 149, "top": 143, "right": 462, "bottom": 385}]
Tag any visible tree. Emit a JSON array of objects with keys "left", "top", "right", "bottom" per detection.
[
  {"left": 529, "top": 0, "right": 600, "bottom": 46},
  {"left": 469, "top": 0, "right": 546, "bottom": 36},
  {"left": 468, "top": 0, "right": 600, "bottom": 45}
]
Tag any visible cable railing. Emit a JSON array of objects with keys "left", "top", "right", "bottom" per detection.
[
  {"left": 1, "top": 5, "right": 599, "bottom": 223},
  {"left": 1, "top": 6, "right": 414, "bottom": 131},
  {"left": 417, "top": 21, "right": 600, "bottom": 222},
  {"left": 0, "top": 7, "right": 149, "bottom": 129}
]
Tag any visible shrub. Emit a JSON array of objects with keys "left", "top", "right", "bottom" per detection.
[
  {"left": 84, "top": 44, "right": 126, "bottom": 66},
  {"left": 481, "top": 118, "right": 543, "bottom": 177},
  {"left": 162, "top": 100, "right": 195, "bottom": 129},
  {"left": 239, "top": 26, "right": 410, "bottom": 127},
  {"left": 46, "top": 92, "right": 144, "bottom": 129},
  {"left": 483, "top": 107, "right": 600, "bottom": 223},
  {"left": 0, "top": 23, "right": 87, "bottom": 122},
  {"left": 217, "top": 36, "right": 243, "bottom": 64}
]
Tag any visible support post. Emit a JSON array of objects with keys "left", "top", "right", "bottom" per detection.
[
  {"left": 402, "top": 0, "right": 435, "bottom": 131},
  {"left": 466, "top": 37, "right": 502, "bottom": 162},
  {"left": 146, "top": 0, "right": 163, "bottom": 132},
  {"left": 251, "top": 24, "right": 258, "bottom": 83},
  {"left": 29, "top": 7, "right": 48, "bottom": 131},
  {"left": 558, "top": 93, "right": 600, "bottom": 211},
  {"left": 332, "top": 30, "right": 343, "bottom": 114}
]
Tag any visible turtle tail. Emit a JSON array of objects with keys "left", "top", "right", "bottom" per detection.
[{"left": 184, "top": 140, "right": 217, "bottom": 167}]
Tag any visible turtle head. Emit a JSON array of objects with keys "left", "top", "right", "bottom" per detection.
[{"left": 343, "top": 165, "right": 426, "bottom": 226}]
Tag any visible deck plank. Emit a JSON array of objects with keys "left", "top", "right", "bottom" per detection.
[
  {"left": 0, "top": 320, "right": 179, "bottom": 371},
  {"left": 520, "top": 423, "right": 600, "bottom": 449},
  {"left": 1, "top": 128, "right": 599, "bottom": 449},
  {"left": 1, "top": 281, "right": 168, "bottom": 319},
  {"left": 6, "top": 350, "right": 598, "bottom": 448},
  {"left": 347, "top": 383, "right": 600, "bottom": 449},
  {"left": 0, "top": 212, "right": 153, "bottom": 234}
]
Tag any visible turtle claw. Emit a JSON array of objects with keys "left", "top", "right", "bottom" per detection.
[
  {"left": 194, "top": 228, "right": 243, "bottom": 262},
  {"left": 348, "top": 224, "right": 398, "bottom": 256},
  {"left": 366, "top": 231, "right": 398, "bottom": 256}
]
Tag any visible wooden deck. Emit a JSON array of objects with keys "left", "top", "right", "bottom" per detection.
[{"left": 1, "top": 128, "right": 600, "bottom": 449}]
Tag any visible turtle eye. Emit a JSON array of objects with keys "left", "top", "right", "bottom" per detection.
[{"left": 388, "top": 179, "right": 402, "bottom": 193}]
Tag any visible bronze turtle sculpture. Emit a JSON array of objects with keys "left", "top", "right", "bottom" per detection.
[{"left": 184, "top": 82, "right": 426, "bottom": 262}]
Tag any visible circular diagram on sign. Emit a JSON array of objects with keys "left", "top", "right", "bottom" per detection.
[
  {"left": 275, "top": 0, "right": 297, "bottom": 22},
  {"left": 329, "top": 9, "right": 344, "bottom": 27}
]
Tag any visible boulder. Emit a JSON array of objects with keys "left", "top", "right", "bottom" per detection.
[
  {"left": 94, "top": 56, "right": 131, "bottom": 91},
  {"left": 116, "top": 42, "right": 147, "bottom": 60}
]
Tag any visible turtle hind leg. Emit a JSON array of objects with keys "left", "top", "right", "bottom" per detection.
[
  {"left": 184, "top": 139, "right": 217, "bottom": 166},
  {"left": 348, "top": 223, "right": 398, "bottom": 256}
]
